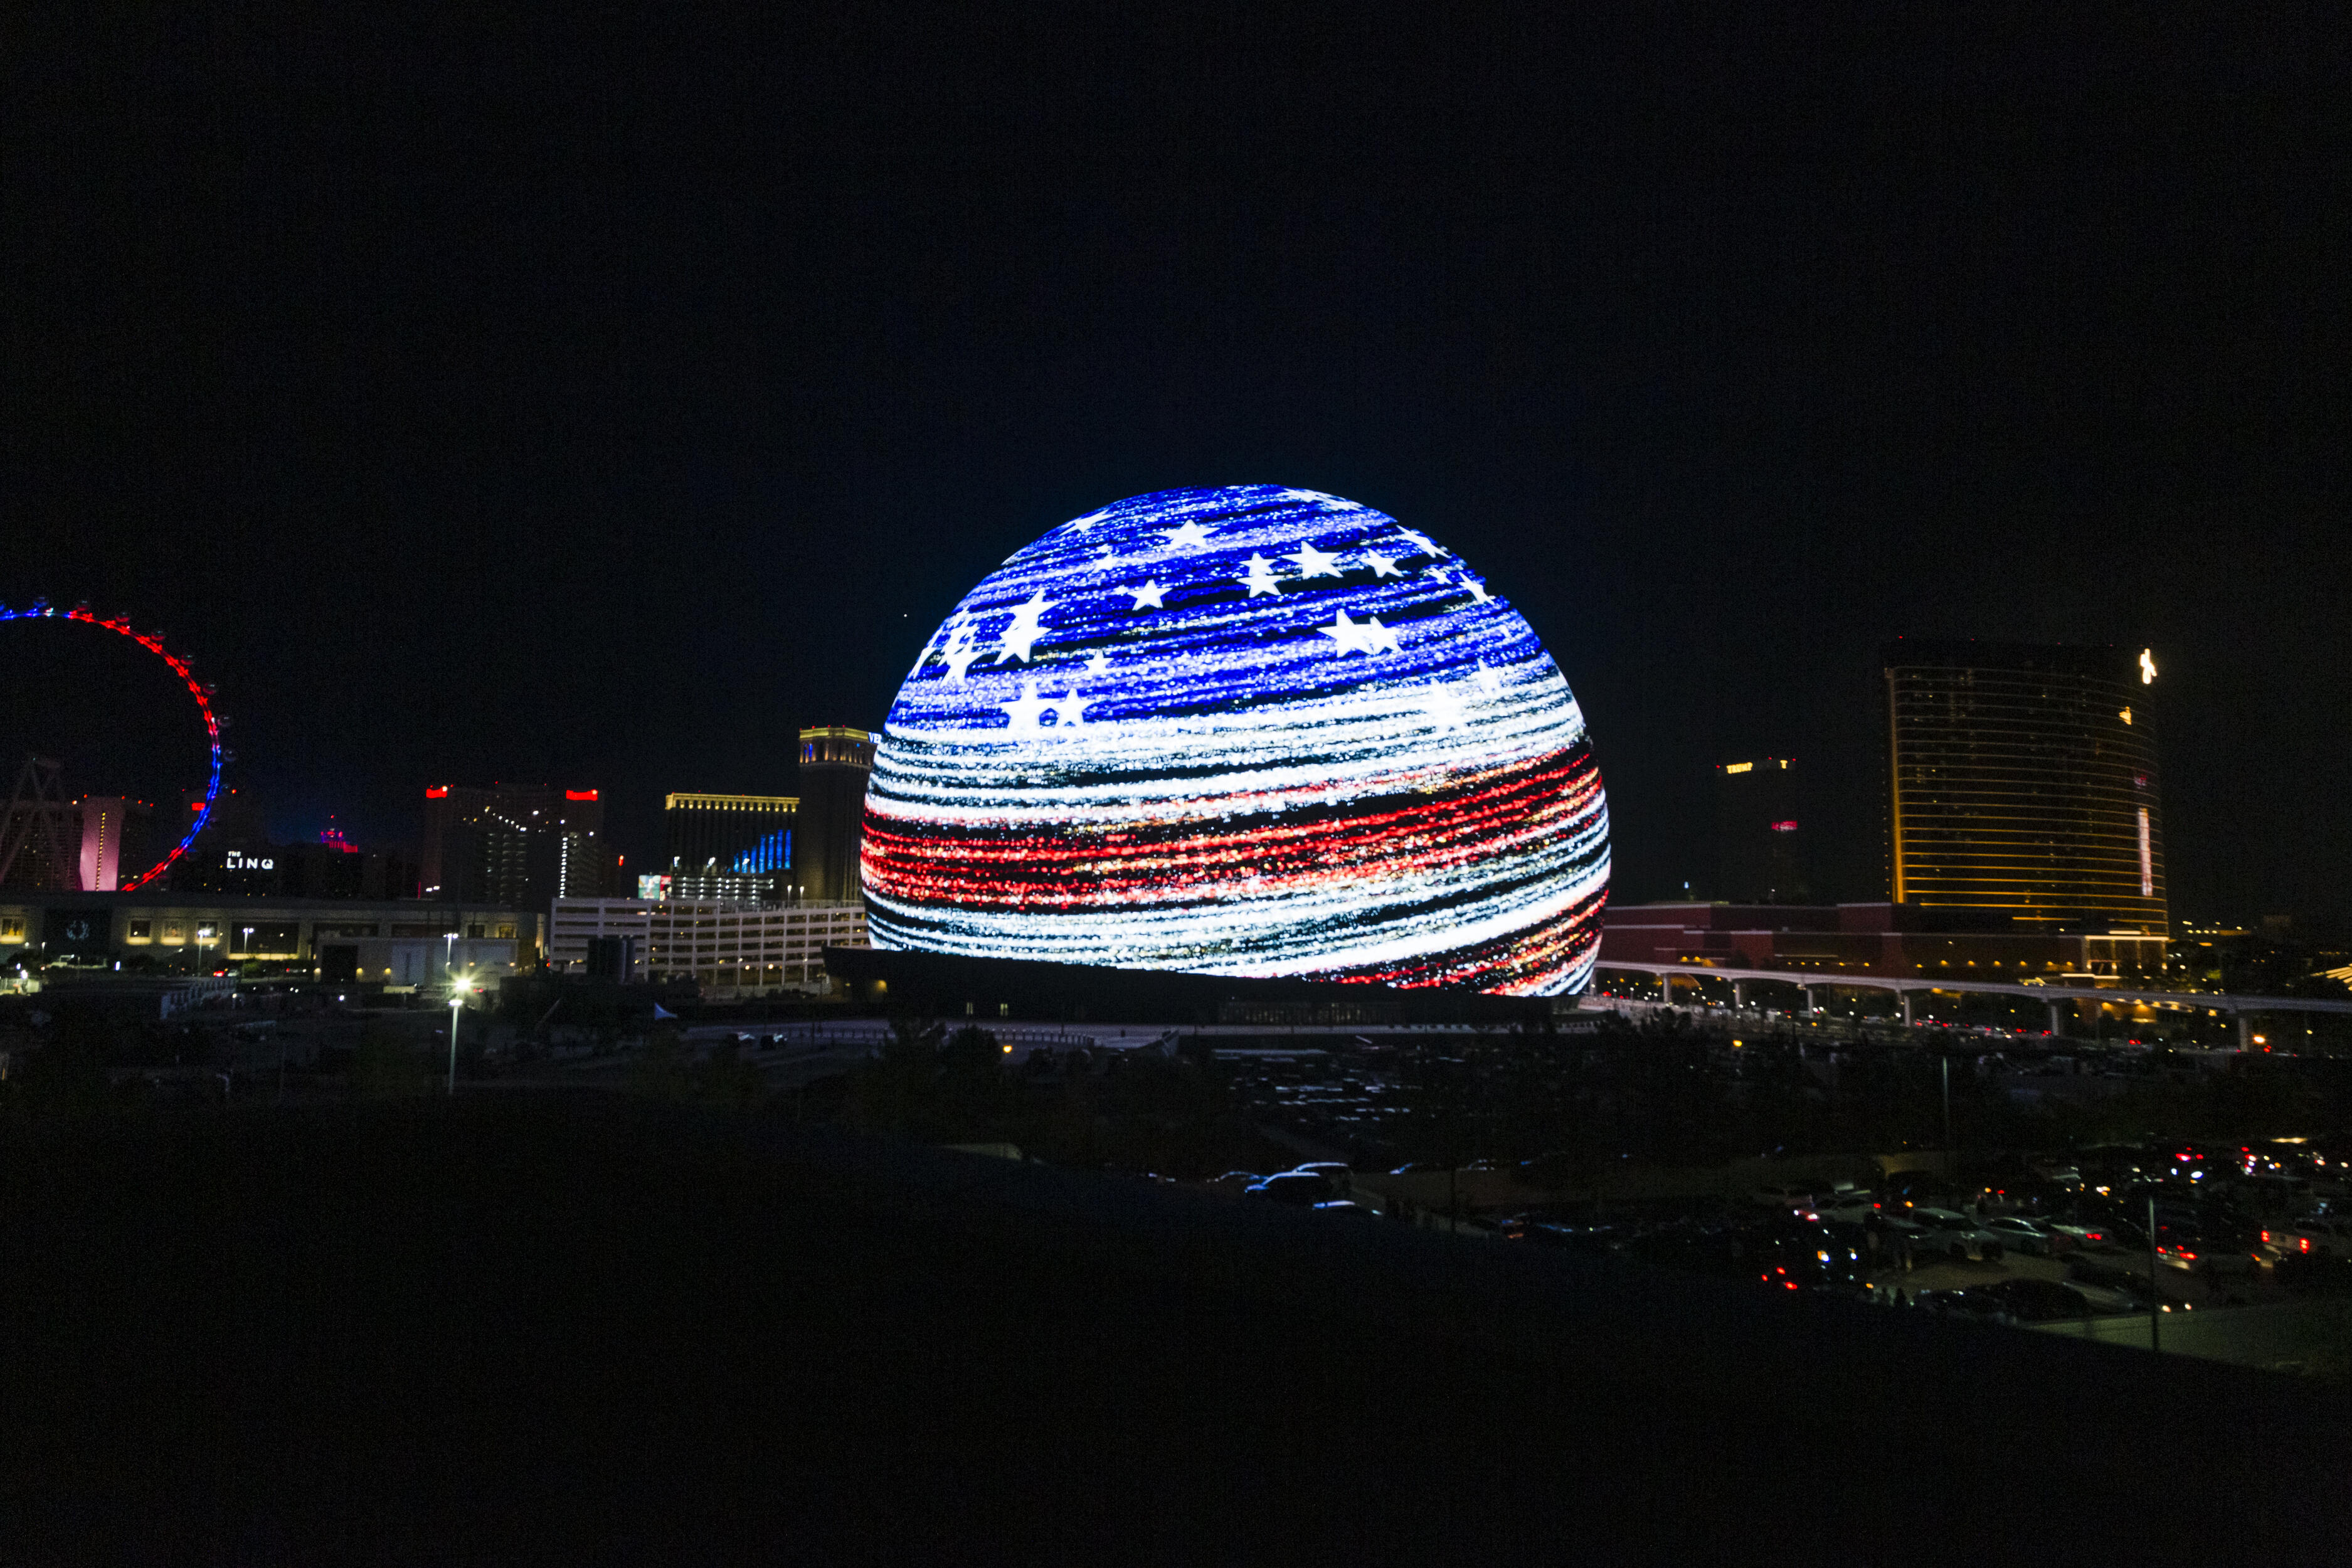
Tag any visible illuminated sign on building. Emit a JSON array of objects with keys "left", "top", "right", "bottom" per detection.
[
  {"left": 2140, "top": 648, "right": 2157, "bottom": 684},
  {"left": 861, "top": 485, "right": 1611, "bottom": 995}
]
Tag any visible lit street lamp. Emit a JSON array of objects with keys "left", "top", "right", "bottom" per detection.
[{"left": 447, "top": 972, "right": 470, "bottom": 1094}]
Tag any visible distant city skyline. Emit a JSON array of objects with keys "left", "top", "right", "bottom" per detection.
[{"left": 10, "top": 12, "right": 2346, "bottom": 926}]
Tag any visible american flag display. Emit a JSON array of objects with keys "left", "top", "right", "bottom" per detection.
[{"left": 861, "top": 485, "right": 1610, "bottom": 995}]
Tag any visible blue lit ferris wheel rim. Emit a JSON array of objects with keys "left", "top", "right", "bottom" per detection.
[{"left": 0, "top": 602, "right": 225, "bottom": 891}]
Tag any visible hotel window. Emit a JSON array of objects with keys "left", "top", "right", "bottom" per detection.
[
  {"left": 496, "top": 924, "right": 516, "bottom": 940},
  {"left": 163, "top": 923, "right": 184, "bottom": 942},
  {"left": 0, "top": 918, "right": 21, "bottom": 940},
  {"left": 129, "top": 920, "right": 153, "bottom": 941}
]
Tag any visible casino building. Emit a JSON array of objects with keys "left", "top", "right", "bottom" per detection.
[
  {"left": 664, "top": 792, "right": 796, "bottom": 882},
  {"left": 421, "top": 783, "right": 617, "bottom": 909},
  {"left": 1882, "top": 641, "right": 2166, "bottom": 935}
]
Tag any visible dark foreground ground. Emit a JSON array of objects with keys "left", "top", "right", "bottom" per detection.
[{"left": 3, "top": 1093, "right": 2347, "bottom": 1565}]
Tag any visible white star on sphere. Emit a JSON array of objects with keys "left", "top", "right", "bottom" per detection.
[
  {"left": 1239, "top": 554, "right": 1282, "bottom": 598},
  {"left": 1364, "top": 553, "right": 1401, "bottom": 578},
  {"left": 1066, "top": 509, "right": 1110, "bottom": 531},
  {"left": 1159, "top": 520, "right": 1214, "bottom": 552},
  {"left": 1473, "top": 664, "right": 1503, "bottom": 697},
  {"left": 1050, "top": 696, "right": 1087, "bottom": 733},
  {"left": 1360, "top": 615, "right": 1400, "bottom": 655},
  {"left": 995, "top": 591, "right": 1049, "bottom": 663},
  {"left": 1422, "top": 682, "right": 1468, "bottom": 731},
  {"left": 1278, "top": 488, "right": 1330, "bottom": 505},
  {"left": 1289, "top": 541, "right": 1343, "bottom": 579},
  {"left": 1320, "top": 610, "right": 1370, "bottom": 655},
  {"left": 941, "top": 620, "right": 983, "bottom": 681},
  {"left": 1397, "top": 528, "right": 1443, "bottom": 558},
  {"left": 999, "top": 682, "right": 1055, "bottom": 736},
  {"left": 1460, "top": 574, "right": 1492, "bottom": 605},
  {"left": 1084, "top": 651, "right": 1110, "bottom": 676},
  {"left": 1127, "top": 580, "right": 1167, "bottom": 611}
]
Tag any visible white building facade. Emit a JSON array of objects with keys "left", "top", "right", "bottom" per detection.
[{"left": 548, "top": 898, "right": 869, "bottom": 996}]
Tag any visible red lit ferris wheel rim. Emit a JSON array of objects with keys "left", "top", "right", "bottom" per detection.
[{"left": 0, "top": 601, "right": 225, "bottom": 891}]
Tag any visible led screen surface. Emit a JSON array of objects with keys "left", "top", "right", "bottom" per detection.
[{"left": 861, "top": 485, "right": 1609, "bottom": 994}]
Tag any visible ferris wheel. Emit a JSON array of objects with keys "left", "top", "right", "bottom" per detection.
[{"left": 0, "top": 600, "right": 228, "bottom": 891}]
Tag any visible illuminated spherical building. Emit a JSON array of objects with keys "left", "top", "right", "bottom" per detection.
[{"left": 861, "top": 485, "right": 1610, "bottom": 995}]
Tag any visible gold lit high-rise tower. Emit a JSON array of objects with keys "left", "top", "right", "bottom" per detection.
[{"left": 1882, "top": 641, "right": 2165, "bottom": 933}]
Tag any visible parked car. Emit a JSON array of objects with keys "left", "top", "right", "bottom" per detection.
[
  {"left": 2045, "top": 1219, "right": 2129, "bottom": 1250},
  {"left": 1917, "top": 1288, "right": 2010, "bottom": 1322},
  {"left": 1752, "top": 1183, "right": 1820, "bottom": 1210},
  {"left": 1244, "top": 1172, "right": 1337, "bottom": 1206},
  {"left": 2068, "top": 1254, "right": 2154, "bottom": 1293},
  {"left": 2261, "top": 1216, "right": 2351, "bottom": 1258},
  {"left": 1205, "top": 1171, "right": 1263, "bottom": 1196},
  {"left": 2155, "top": 1228, "right": 2267, "bottom": 1277},
  {"left": 2066, "top": 1278, "right": 2152, "bottom": 1316},
  {"left": 1815, "top": 1192, "right": 1882, "bottom": 1224},
  {"left": 1897, "top": 1207, "right": 2008, "bottom": 1262},
  {"left": 1976, "top": 1276, "right": 2092, "bottom": 1322},
  {"left": 1983, "top": 1216, "right": 2064, "bottom": 1257},
  {"left": 2274, "top": 1251, "right": 2352, "bottom": 1295},
  {"left": 1290, "top": 1162, "right": 1353, "bottom": 1194}
]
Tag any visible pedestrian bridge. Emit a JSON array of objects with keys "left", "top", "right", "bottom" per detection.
[{"left": 1590, "top": 959, "right": 2352, "bottom": 1048}]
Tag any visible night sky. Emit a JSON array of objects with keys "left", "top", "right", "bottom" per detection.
[{"left": 8, "top": 9, "right": 2348, "bottom": 922}]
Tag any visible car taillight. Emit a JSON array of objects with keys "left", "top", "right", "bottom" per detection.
[
  {"left": 2301, "top": 1238, "right": 2312, "bottom": 1254},
  {"left": 2262, "top": 1231, "right": 2272, "bottom": 1243}
]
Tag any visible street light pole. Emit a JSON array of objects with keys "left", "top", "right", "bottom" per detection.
[
  {"left": 447, "top": 980, "right": 464, "bottom": 1096},
  {"left": 1940, "top": 1053, "right": 1954, "bottom": 1179}
]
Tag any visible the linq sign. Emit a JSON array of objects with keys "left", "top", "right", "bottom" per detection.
[{"left": 43, "top": 910, "right": 114, "bottom": 957}]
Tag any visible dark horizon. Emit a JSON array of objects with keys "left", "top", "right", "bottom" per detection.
[{"left": 8, "top": 9, "right": 2348, "bottom": 925}]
